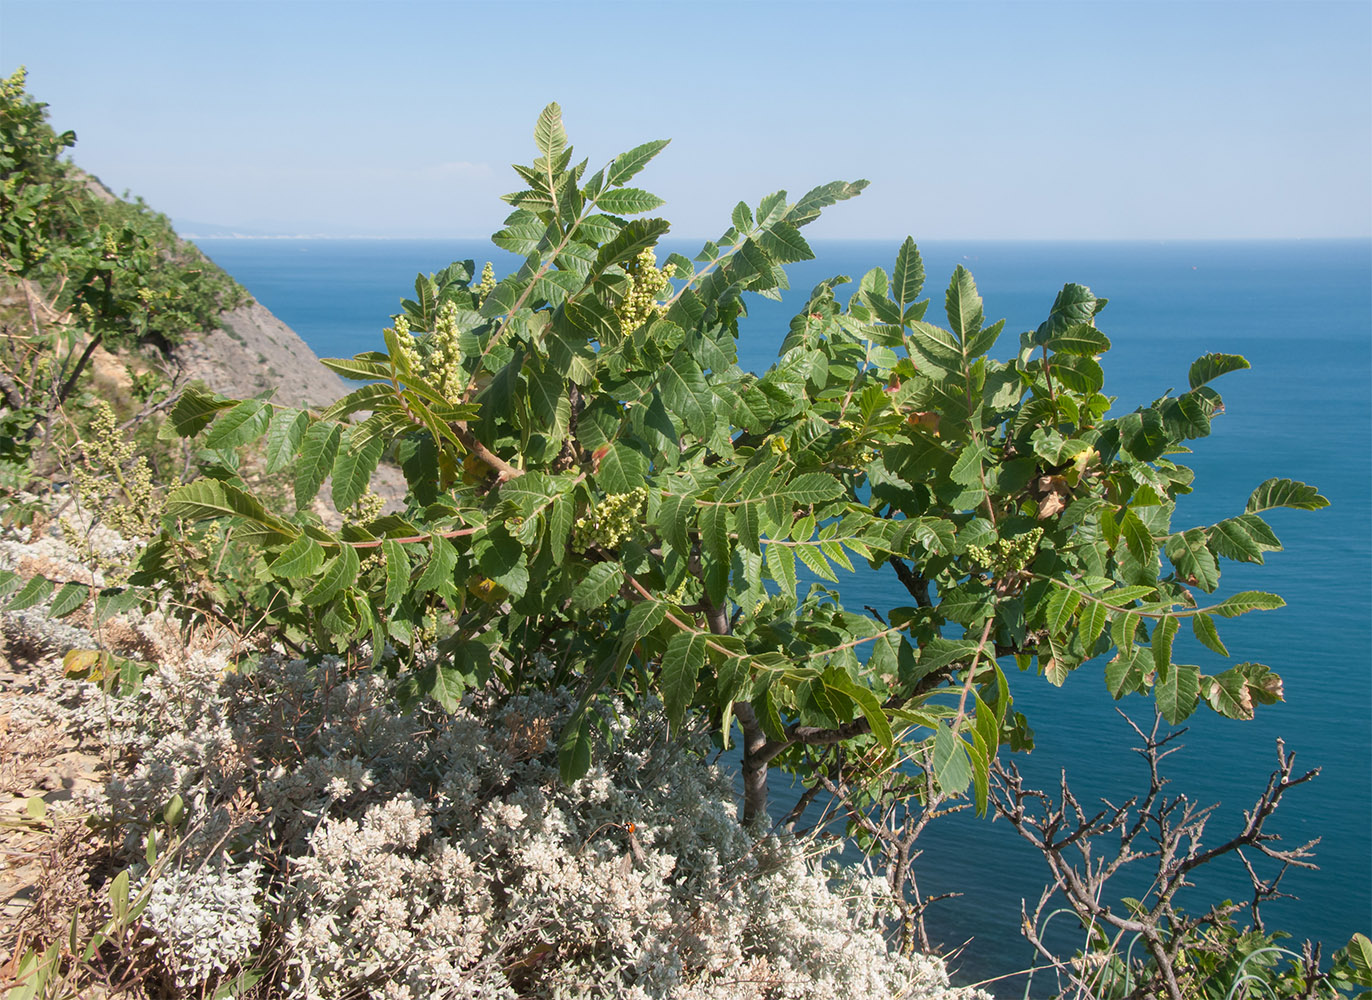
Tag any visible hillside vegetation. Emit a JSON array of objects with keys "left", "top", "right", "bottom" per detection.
[{"left": 0, "top": 68, "right": 1368, "bottom": 1000}]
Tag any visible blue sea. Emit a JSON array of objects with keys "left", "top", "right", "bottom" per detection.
[{"left": 196, "top": 236, "right": 1371, "bottom": 990}]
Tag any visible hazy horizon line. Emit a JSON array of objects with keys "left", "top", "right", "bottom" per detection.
[{"left": 182, "top": 232, "right": 1372, "bottom": 244}]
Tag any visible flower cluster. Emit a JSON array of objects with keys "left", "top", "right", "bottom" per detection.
[
  {"left": 425, "top": 300, "right": 466, "bottom": 404},
  {"left": 616, "top": 248, "right": 676, "bottom": 331},
  {"left": 345, "top": 489, "right": 387, "bottom": 527},
  {"left": 476, "top": 261, "right": 497, "bottom": 303},
  {"left": 388, "top": 315, "right": 424, "bottom": 374},
  {"left": 965, "top": 527, "right": 1043, "bottom": 576},
  {"left": 68, "top": 400, "right": 160, "bottom": 543},
  {"left": 572, "top": 486, "right": 649, "bottom": 553}
]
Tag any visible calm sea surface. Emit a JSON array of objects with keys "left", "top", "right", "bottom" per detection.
[{"left": 196, "top": 237, "right": 1371, "bottom": 989}]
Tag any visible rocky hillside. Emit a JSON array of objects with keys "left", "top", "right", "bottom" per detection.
[
  {"left": 171, "top": 297, "right": 345, "bottom": 410},
  {"left": 80, "top": 173, "right": 347, "bottom": 410}
]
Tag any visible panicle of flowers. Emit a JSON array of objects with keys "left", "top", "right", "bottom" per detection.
[
  {"left": 424, "top": 300, "right": 466, "bottom": 405},
  {"left": 345, "top": 489, "right": 386, "bottom": 527},
  {"left": 387, "top": 314, "right": 424, "bottom": 374},
  {"left": 616, "top": 248, "right": 676, "bottom": 332},
  {"left": 67, "top": 399, "right": 162, "bottom": 544},
  {"left": 475, "top": 261, "right": 497, "bottom": 303},
  {"left": 572, "top": 486, "right": 648, "bottom": 553}
]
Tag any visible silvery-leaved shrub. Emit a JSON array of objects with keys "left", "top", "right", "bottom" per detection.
[
  {"left": 51, "top": 642, "right": 988, "bottom": 999},
  {"left": 141, "top": 860, "right": 264, "bottom": 989}
]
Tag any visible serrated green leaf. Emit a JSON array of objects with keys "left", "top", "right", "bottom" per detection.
[
  {"left": 658, "top": 355, "right": 714, "bottom": 438},
  {"left": 6, "top": 574, "right": 52, "bottom": 611},
  {"left": 1078, "top": 600, "right": 1109, "bottom": 650},
  {"left": 1207, "top": 513, "right": 1280, "bottom": 564},
  {"left": 606, "top": 138, "right": 670, "bottom": 188},
  {"left": 264, "top": 408, "right": 309, "bottom": 474},
  {"left": 932, "top": 723, "right": 972, "bottom": 795},
  {"left": 1046, "top": 323, "right": 1111, "bottom": 357},
  {"left": 765, "top": 541, "right": 797, "bottom": 595},
  {"left": 320, "top": 356, "right": 393, "bottom": 382},
  {"left": 268, "top": 535, "right": 325, "bottom": 578},
  {"left": 331, "top": 429, "right": 386, "bottom": 511},
  {"left": 756, "top": 222, "right": 813, "bottom": 264},
  {"left": 301, "top": 545, "right": 359, "bottom": 607},
  {"left": 1047, "top": 353, "right": 1103, "bottom": 393},
  {"left": 1045, "top": 584, "right": 1082, "bottom": 635},
  {"left": 1191, "top": 612, "right": 1229, "bottom": 657},
  {"left": 898, "top": 517, "right": 944, "bottom": 556},
  {"left": 164, "top": 479, "right": 292, "bottom": 537},
  {"left": 1105, "top": 650, "right": 1146, "bottom": 699},
  {"left": 48, "top": 581, "right": 89, "bottom": 618},
  {"left": 418, "top": 662, "right": 469, "bottom": 713},
  {"left": 907, "top": 321, "right": 963, "bottom": 372},
  {"left": 596, "top": 442, "right": 648, "bottom": 494},
  {"left": 594, "top": 187, "right": 664, "bottom": 215},
  {"left": 662, "top": 631, "right": 707, "bottom": 733},
  {"left": 944, "top": 265, "right": 984, "bottom": 342},
  {"left": 780, "top": 472, "right": 843, "bottom": 504},
  {"left": 788, "top": 178, "right": 868, "bottom": 228},
  {"left": 1203, "top": 669, "right": 1254, "bottom": 720},
  {"left": 1034, "top": 283, "right": 1101, "bottom": 343},
  {"left": 1245, "top": 478, "right": 1329, "bottom": 513},
  {"left": 415, "top": 535, "right": 458, "bottom": 595},
  {"left": 892, "top": 237, "right": 924, "bottom": 312},
  {"left": 533, "top": 102, "right": 567, "bottom": 162},
  {"left": 163, "top": 386, "right": 236, "bottom": 439},
  {"left": 950, "top": 442, "right": 991, "bottom": 488},
  {"left": 1151, "top": 614, "right": 1178, "bottom": 674},
  {"left": 1212, "top": 591, "right": 1285, "bottom": 617},
  {"left": 383, "top": 539, "right": 410, "bottom": 607},
  {"left": 1111, "top": 610, "right": 1138, "bottom": 655},
  {"left": 1165, "top": 527, "right": 1219, "bottom": 592},
  {"left": 204, "top": 399, "right": 271, "bottom": 449},
  {"left": 1155, "top": 661, "right": 1199, "bottom": 724},
  {"left": 474, "top": 527, "right": 528, "bottom": 597},
  {"left": 1120, "top": 510, "right": 1155, "bottom": 563},
  {"left": 1120, "top": 408, "right": 1168, "bottom": 461},
  {"left": 294, "top": 421, "right": 342, "bottom": 508},
  {"left": 592, "top": 218, "right": 671, "bottom": 279},
  {"left": 1188, "top": 352, "right": 1249, "bottom": 389},
  {"left": 795, "top": 542, "right": 838, "bottom": 582},
  {"left": 572, "top": 562, "right": 624, "bottom": 611}
]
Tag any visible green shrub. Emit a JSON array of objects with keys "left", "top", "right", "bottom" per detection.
[{"left": 152, "top": 103, "right": 1325, "bottom": 828}]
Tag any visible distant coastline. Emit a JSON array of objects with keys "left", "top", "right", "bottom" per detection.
[{"left": 181, "top": 233, "right": 475, "bottom": 241}]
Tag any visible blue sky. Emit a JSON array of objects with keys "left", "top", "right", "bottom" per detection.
[{"left": 3, "top": 0, "right": 1369, "bottom": 239}]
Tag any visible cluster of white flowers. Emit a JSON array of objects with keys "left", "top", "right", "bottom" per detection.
[
  {"left": 385, "top": 301, "right": 471, "bottom": 406},
  {"left": 572, "top": 486, "right": 650, "bottom": 553},
  {"left": 426, "top": 300, "right": 465, "bottom": 404},
  {"left": 387, "top": 314, "right": 424, "bottom": 373}
]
